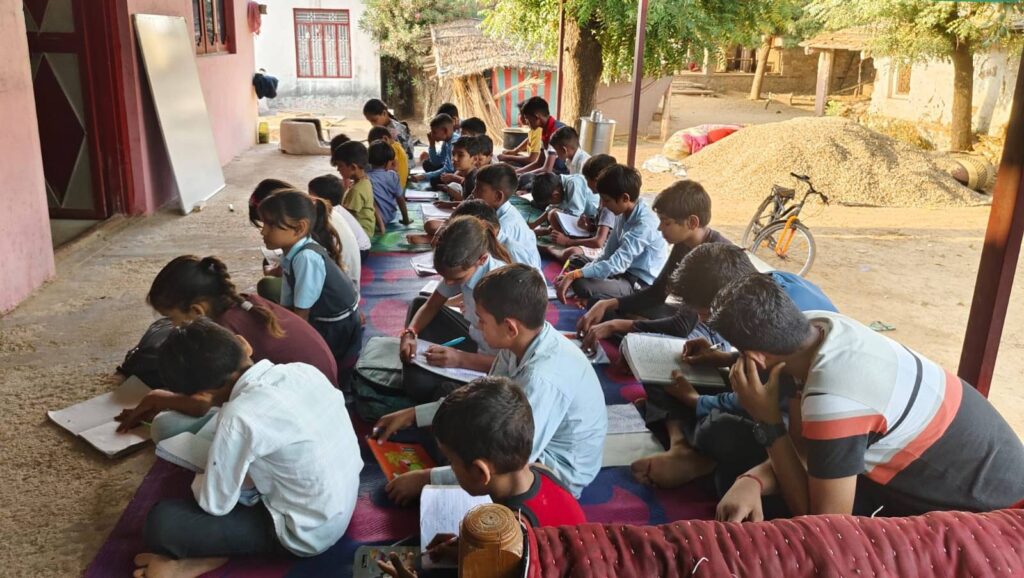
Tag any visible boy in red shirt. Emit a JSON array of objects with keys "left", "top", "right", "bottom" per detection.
[{"left": 379, "top": 376, "right": 584, "bottom": 577}]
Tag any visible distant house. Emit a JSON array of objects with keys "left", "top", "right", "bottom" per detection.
[
  {"left": 870, "top": 49, "right": 1019, "bottom": 137},
  {"left": 799, "top": 27, "right": 877, "bottom": 115},
  {"left": 675, "top": 38, "right": 835, "bottom": 96},
  {"left": 254, "top": 0, "right": 381, "bottom": 107}
]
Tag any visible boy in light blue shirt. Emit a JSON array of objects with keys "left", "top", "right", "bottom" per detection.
[
  {"left": 373, "top": 264, "right": 608, "bottom": 501},
  {"left": 528, "top": 172, "right": 599, "bottom": 234},
  {"left": 412, "top": 112, "right": 459, "bottom": 189},
  {"left": 474, "top": 163, "right": 544, "bottom": 274},
  {"left": 555, "top": 164, "right": 668, "bottom": 304}
]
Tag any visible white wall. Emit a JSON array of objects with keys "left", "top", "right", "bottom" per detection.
[
  {"left": 870, "top": 48, "right": 1018, "bottom": 136},
  {"left": 254, "top": 0, "right": 380, "bottom": 107}
]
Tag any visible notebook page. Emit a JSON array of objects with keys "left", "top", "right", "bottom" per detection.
[
  {"left": 47, "top": 376, "right": 152, "bottom": 435},
  {"left": 412, "top": 341, "right": 488, "bottom": 383},
  {"left": 420, "top": 486, "right": 491, "bottom": 569},
  {"left": 555, "top": 212, "right": 591, "bottom": 238}
]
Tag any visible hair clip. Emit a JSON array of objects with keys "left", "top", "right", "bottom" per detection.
[{"left": 241, "top": 300, "right": 254, "bottom": 311}]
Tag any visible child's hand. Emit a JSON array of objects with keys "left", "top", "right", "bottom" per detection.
[
  {"left": 577, "top": 214, "right": 593, "bottom": 229},
  {"left": 439, "top": 173, "right": 457, "bottom": 184},
  {"left": 730, "top": 356, "right": 785, "bottom": 425},
  {"left": 373, "top": 407, "right": 417, "bottom": 441},
  {"left": 716, "top": 474, "right": 764, "bottom": 523},
  {"left": 115, "top": 389, "right": 178, "bottom": 432},
  {"left": 386, "top": 468, "right": 431, "bottom": 506},
  {"left": 551, "top": 231, "right": 571, "bottom": 247},
  {"left": 263, "top": 264, "right": 282, "bottom": 277},
  {"left": 377, "top": 551, "right": 418, "bottom": 578},
  {"left": 554, "top": 274, "right": 575, "bottom": 304},
  {"left": 424, "top": 346, "right": 462, "bottom": 368},
  {"left": 399, "top": 333, "right": 417, "bottom": 362},
  {"left": 576, "top": 299, "right": 612, "bottom": 335},
  {"left": 410, "top": 173, "right": 427, "bottom": 183},
  {"left": 682, "top": 338, "right": 734, "bottom": 368},
  {"left": 580, "top": 320, "right": 622, "bottom": 352},
  {"left": 425, "top": 533, "right": 459, "bottom": 565}
]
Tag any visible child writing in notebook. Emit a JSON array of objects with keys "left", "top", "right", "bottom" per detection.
[
  {"left": 367, "top": 140, "right": 412, "bottom": 229},
  {"left": 115, "top": 255, "right": 340, "bottom": 441},
  {"left": 543, "top": 154, "right": 617, "bottom": 263},
  {"left": 528, "top": 172, "right": 599, "bottom": 233},
  {"left": 474, "top": 163, "right": 543, "bottom": 273},
  {"left": 374, "top": 264, "right": 608, "bottom": 504},
  {"left": 451, "top": 200, "right": 537, "bottom": 269},
  {"left": 399, "top": 216, "right": 512, "bottom": 402},
  {"left": 554, "top": 164, "right": 668, "bottom": 304},
  {"left": 308, "top": 174, "right": 372, "bottom": 265},
  {"left": 363, "top": 98, "right": 414, "bottom": 161},
  {"left": 368, "top": 126, "right": 409, "bottom": 191},
  {"left": 405, "top": 137, "right": 482, "bottom": 246},
  {"left": 499, "top": 109, "right": 541, "bottom": 168},
  {"left": 376, "top": 377, "right": 586, "bottom": 578},
  {"left": 259, "top": 190, "right": 363, "bottom": 386},
  {"left": 133, "top": 319, "right": 361, "bottom": 578},
  {"left": 333, "top": 141, "right": 378, "bottom": 238}
]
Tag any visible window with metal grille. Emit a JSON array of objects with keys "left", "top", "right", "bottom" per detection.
[
  {"left": 193, "top": 0, "right": 232, "bottom": 55},
  {"left": 294, "top": 9, "right": 352, "bottom": 79}
]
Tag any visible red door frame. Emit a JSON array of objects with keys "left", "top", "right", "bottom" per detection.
[{"left": 25, "top": 0, "right": 135, "bottom": 219}]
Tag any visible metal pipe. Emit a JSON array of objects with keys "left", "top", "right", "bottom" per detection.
[
  {"left": 957, "top": 51, "right": 1024, "bottom": 397},
  {"left": 626, "top": 0, "right": 649, "bottom": 167},
  {"left": 555, "top": 0, "right": 566, "bottom": 119}
]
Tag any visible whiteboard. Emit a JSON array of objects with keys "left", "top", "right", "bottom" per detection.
[{"left": 133, "top": 14, "right": 226, "bottom": 214}]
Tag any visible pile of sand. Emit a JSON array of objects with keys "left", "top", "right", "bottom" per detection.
[{"left": 681, "top": 116, "right": 989, "bottom": 208}]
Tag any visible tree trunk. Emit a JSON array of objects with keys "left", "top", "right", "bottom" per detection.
[
  {"left": 749, "top": 35, "right": 774, "bottom": 101},
  {"left": 950, "top": 37, "right": 974, "bottom": 151},
  {"left": 560, "top": 17, "right": 603, "bottom": 127}
]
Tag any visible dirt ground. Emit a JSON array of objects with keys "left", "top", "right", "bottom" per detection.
[{"left": 1, "top": 96, "right": 1022, "bottom": 577}]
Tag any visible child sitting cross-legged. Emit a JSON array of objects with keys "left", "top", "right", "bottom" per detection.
[
  {"left": 375, "top": 264, "right": 608, "bottom": 504},
  {"left": 376, "top": 377, "right": 586, "bottom": 578},
  {"left": 258, "top": 191, "right": 363, "bottom": 387},
  {"left": 116, "top": 255, "right": 341, "bottom": 441},
  {"left": 368, "top": 125, "right": 409, "bottom": 191},
  {"left": 554, "top": 164, "right": 668, "bottom": 304},
  {"left": 405, "top": 136, "right": 482, "bottom": 246},
  {"left": 398, "top": 216, "right": 512, "bottom": 402},
  {"left": 528, "top": 172, "right": 599, "bottom": 235},
  {"left": 132, "top": 318, "right": 362, "bottom": 578},
  {"left": 368, "top": 139, "right": 412, "bottom": 231},
  {"left": 542, "top": 154, "right": 617, "bottom": 263}
]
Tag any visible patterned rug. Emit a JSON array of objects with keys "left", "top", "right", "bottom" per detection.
[{"left": 83, "top": 251, "right": 717, "bottom": 578}]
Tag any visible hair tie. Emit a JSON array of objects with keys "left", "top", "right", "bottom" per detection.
[{"left": 241, "top": 300, "right": 254, "bottom": 311}]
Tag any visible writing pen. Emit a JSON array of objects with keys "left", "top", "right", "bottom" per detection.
[
  {"left": 559, "top": 258, "right": 572, "bottom": 276},
  {"left": 414, "top": 535, "right": 460, "bottom": 562},
  {"left": 438, "top": 336, "right": 466, "bottom": 348}
]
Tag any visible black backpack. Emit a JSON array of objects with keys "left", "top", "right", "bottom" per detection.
[{"left": 116, "top": 318, "right": 175, "bottom": 388}]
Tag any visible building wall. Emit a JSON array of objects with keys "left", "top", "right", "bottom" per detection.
[
  {"left": 117, "top": 0, "right": 258, "bottom": 214},
  {"left": 0, "top": 0, "right": 56, "bottom": 312},
  {"left": 871, "top": 49, "right": 1019, "bottom": 136},
  {"left": 254, "top": 0, "right": 380, "bottom": 107}
]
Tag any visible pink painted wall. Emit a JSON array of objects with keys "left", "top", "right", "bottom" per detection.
[
  {"left": 0, "top": 0, "right": 56, "bottom": 313},
  {"left": 117, "top": 0, "right": 257, "bottom": 214}
]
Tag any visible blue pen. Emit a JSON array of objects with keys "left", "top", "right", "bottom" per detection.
[{"left": 439, "top": 336, "right": 466, "bottom": 348}]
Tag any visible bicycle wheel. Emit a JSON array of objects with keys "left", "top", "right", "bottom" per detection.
[
  {"left": 750, "top": 220, "right": 816, "bottom": 277},
  {"left": 741, "top": 196, "right": 775, "bottom": 248}
]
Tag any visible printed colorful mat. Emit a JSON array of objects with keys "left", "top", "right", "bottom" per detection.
[{"left": 84, "top": 252, "right": 717, "bottom": 578}]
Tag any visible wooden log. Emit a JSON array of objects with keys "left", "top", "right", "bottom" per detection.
[{"left": 459, "top": 504, "right": 523, "bottom": 578}]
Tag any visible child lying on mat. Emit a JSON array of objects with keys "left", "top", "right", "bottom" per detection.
[
  {"left": 542, "top": 154, "right": 617, "bottom": 263},
  {"left": 116, "top": 255, "right": 339, "bottom": 442},
  {"left": 376, "top": 264, "right": 608, "bottom": 502},
  {"left": 377, "top": 377, "right": 586, "bottom": 578},
  {"left": 132, "top": 319, "right": 361, "bottom": 578}
]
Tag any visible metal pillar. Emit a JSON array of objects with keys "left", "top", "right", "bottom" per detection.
[
  {"left": 958, "top": 52, "right": 1024, "bottom": 397},
  {"left": 555, "top": 0, "right": 566, "bottom": 119},
  {"left": 625, "top": 0, "right": 649, "bottom": 168}
]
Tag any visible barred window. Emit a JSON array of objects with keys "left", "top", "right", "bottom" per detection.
[{"left": 294, "top": 9, "right": 352, "bottom": 79}]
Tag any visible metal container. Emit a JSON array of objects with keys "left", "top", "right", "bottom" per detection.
[
  {"left": 502, "top": 128, "right": 529, "bottom": 151},
  {"left": 579, "top": 110, "right": 616, "bottom": 155}
]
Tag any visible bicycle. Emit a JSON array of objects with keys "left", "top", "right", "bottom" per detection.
[{"left": 741, "top": 173, "right": 829, "bottom": 277}]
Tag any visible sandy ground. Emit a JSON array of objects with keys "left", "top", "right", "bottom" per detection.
[{"left": 1, "top": 96, "right": 1021, "bottom": 577}]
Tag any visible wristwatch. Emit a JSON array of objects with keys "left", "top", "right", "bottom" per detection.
[{"left": 752, "top": 421, "right": 787, "bottom": 447}]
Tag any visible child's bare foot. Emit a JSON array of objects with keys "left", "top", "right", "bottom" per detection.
[
  {"left": 406, "top": 233, "right": 431, "bottom": 245},
  {"left": 132, "top": 553, "right": 228, "bottom": 578},
  {"left": 630, "top": 443, "right": 715, "bottom": 489}
]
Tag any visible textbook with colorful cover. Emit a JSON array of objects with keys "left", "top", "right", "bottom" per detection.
[
  {"left": 620, "top": 333, "right": 727, "bottom": 389},
  {"left": 367, "top": 438, "right": 436, "bottom": 480},
  {"left": 47, "top": 376, "right": 151, "bottom": 457}
]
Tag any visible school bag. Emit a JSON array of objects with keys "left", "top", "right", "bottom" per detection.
[
  {"left": 352, "top": 336, "right": 415, "bottom": 422},
  {"left": 117, "top": 318, "right": 176, "bottom": 388}
]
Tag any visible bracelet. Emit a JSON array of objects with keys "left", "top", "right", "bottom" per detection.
[
  {"left": 400, "top": 327, "right": 417, "bottom": 339},
  {"left": 566, "top": 269, "right": 584, "bottom": 281},
  {"left": 737, "top": 473, "right": 764, "bottom": 494}
]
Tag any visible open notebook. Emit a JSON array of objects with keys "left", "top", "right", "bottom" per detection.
[
  {"left": 554, "top": 212, "right": 591, "bottom": 238},
  {"left": 156, "top": 431, "right": 212, "bottom": 473},
  {"left": 411, "top": 252, "right": 437, "bottom": 277},
  {"left": 47, "top": 376, "right": 151, "bottom": 457},
  {"left": 420, "top": 485, "right": 492, "bottom": 569},
  {"left": 620, "top": 333, "right": 727, "bottom": 389},
  {"left": 421, "top": 204, "right": 454, "bottom": 221},
  {"left": 412, "top": 340, "right": 488, "bottom": 383}
]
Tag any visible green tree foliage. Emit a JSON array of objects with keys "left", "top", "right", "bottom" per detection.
[{"left": 359, "top": 0, "right": 480, "bottom": 64}]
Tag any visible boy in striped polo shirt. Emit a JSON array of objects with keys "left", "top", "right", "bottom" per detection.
[{"left": 708, "top": 274, "right": 1024, "bottom": 520}]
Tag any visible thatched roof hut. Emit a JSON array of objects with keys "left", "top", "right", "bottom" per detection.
[{"left": 422, "top": 19, "right": 554, "bottom": 143}]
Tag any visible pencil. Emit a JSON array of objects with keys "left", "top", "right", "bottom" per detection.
[
  {"left": 560, "top": 258, "right": 572, "bottom": 276},
  {"left": 439, "top": 336, "right": 466, "bottom": 348},
  {"left": 414, "top": 535, "right": 459, "bottom": 562}
]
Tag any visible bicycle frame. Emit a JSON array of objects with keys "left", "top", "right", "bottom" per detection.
[{"left": 762, "top": 183, "right": 826, "bottom": 258}]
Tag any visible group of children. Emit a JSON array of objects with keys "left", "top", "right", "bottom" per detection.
[{"left": 124, "top": 95, "right": 1024, "bottom": 578}]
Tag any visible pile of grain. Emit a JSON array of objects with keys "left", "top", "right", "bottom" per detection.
[{"left": 681, "top": 116, "right": 989, "bottom": 208}]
